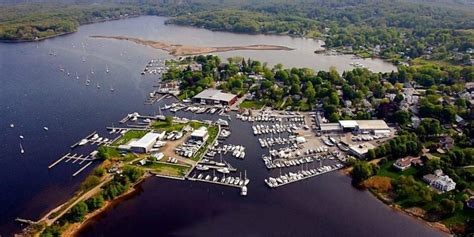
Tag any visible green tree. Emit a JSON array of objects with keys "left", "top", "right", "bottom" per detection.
[{"left": 66, "top": 201, "right": 88, "bottom": 223}]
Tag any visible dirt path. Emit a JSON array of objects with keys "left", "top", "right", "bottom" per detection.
[{"left": 90, "top": 35, "right": 294, "bottom": 56}]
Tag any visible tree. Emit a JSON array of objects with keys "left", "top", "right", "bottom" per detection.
[
  {"left": 66, "top": 201, "right": 88, "bottom": 223},
  {"left": 80, "top": 175, "right": 101, "bottom": 191},
  {"left": 351, "top": 161, "right": 375, "bottom": 185},
  {"left": 122, "top": 165, "right": 144, "bottom": 183},
  {"left": 85, "top": 195, "right": 105, "bottom": 211},
  {"left": 393, "top": 110, "right": 411, "bottom": 125},
  {"left": 367, "top": 149, "right": 376, "bottom": 160}
]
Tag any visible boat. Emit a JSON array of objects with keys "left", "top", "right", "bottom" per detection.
[
  {"left": 216, "top": 168, "right": 230, "bottom": 174},
  {"left": 20, "top": 143, "right": 24, "bottom": 154},
  {"left": 205, "top": 175, "right": 211, "bottom": 181},
  {"left": 79, "top": 139, "right": 88, "bottom": 146},
  {"left": 110, "top": 86, "right": 114, "bottom": 92},
  {"left": 197, "top": 174, "right": 203, "bottom": 179},
  {"left": 19, "top": 135, "right": 24, "bottom": 139},
  {"left": 43, "top": 127, "right": 48, "bottom": 131},
  {"left": 10, "top": 124, "right": 14, "bottom": 128},
  {"left": 106, "top": 64, "right": 110, "bottom": 73},
  {"left": 195, "top": 165, "right": 209, "bottom": 171},
  {"left": 97, "top": 82, "right": 100, "bottom": 89},
  {"left": 240, "top": 186, "right": 247, "bottom": 196}
]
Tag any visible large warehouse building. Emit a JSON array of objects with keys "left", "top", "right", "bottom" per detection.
[
  {"left": 319, "top": 120, "right": 390, "bottom": 134},
  {"left": 128, "top": 131, "right": 166, "bottom": 153},
  {"left": 193, "top": 89, "right": 238, "bottom": 106}
]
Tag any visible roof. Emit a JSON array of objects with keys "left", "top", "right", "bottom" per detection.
[
  {"left": 193, "top": 89, "right": 236, "bottom": 102},
  {"left": 129, "top": 132, "right": 162, "bottom": 148},
  {"left": 191, "top": 126, "right": 208, "bottom": 137},
  {"left": 349, "top": 142, "right": 375, "bottom": 155},
  {"left": 394, "top": 158, "right": 412, "bottom": 168},
  {"left": 320, "top": 123, "right": 342, "bottom": 131},
  {"left": 355, "top": 120, "right": 389, "bottom": 130},
  {"left": 339, "top": 120, "right": 358, "bottom": 128}
]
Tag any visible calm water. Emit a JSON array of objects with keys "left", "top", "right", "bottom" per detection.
[{"left": 0, "top": 16, "right": 439, "bottom": 236}]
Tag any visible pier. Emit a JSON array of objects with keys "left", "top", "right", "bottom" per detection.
[
  {"left": 70, "top": 131, "right": 97, "bottom": 149},
  {"left": 265, "top": 166, "right": 343, "bottom": 188},
  {"left": 72, "top": 161, "right": 93, "bottom": 176},
  {"left": 186, "top": 176, "right": 243, "bottom": 188}
]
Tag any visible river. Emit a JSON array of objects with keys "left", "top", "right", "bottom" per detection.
[{"left": 0, "top": 16, "right": 441, "bottom": 236}]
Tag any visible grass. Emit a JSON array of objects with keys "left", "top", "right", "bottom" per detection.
[
  {"left": 239, "top": 100, "right": 264, "bottom": 109},
  {"left": 377, "top": 160, "right": 418, "bottom": 179},
  {"left": 152, "top": 120, "right": 205, "bottom": 132},
  {"left": 191, "top": 125, "right": 218, "bottom": 161},
  {"left": 111, "top": 130, "right": 147, "bottom": 146},
  {"left": 442, "top": 208, "right": 474, "bottom": 227},
  {"left": 144, "top": 162, "right": 190, "bottom": 177}
]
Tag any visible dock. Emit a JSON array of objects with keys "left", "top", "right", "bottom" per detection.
[
  {"left": 196, "top": 163, "right": 237, "bottom": 172},
  {"left": 72, "top": 161, "right": 93, "bottom": 177},
  {"left": 70, "top": 131, "right": 97, "bottom": 149},
  {"left": 265, "top": 167, "right": 343, "bottom": 188},
  {"left": 186, "top": 176, "right": 243, "bottom": 188},
  {"left": 15, "top": 218, "right": 38, "bottom": 225},
  {"left": 48, "top": 153, "right": 70, "bottom": 169}
]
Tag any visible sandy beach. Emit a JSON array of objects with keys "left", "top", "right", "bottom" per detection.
[{"left": 90, "top": 35, "right": 294, "bottom": 56}]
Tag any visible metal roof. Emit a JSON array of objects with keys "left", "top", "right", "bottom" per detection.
[
  {"left": 193, "top": 89, "right": 236, "bottom": 102},
  {"left": 129, "top": 132, "right": 162, "bottom": 148}
]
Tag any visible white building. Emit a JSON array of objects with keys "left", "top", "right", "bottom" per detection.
[
  {"left": 349, "top": 142, "right": 375, "bottom": 159},
  {"left": 191, "top": 126, "right": 209, "bottom": 142},
  {"left": 129, "top": 131, "right": 166, "bottom": 153},
  {"left": 423, "top": 169, "right": 456, "bottom": 192}
]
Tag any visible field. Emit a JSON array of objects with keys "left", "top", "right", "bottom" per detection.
[
  {"left": 144, "top": 162, "right": 190, "bottom": 177},
  {"left": 240, "top": 100, "right": 264, "bottom": 109},
  {"left": 111, "top": 130, "right": 147, "bottom": 146}
]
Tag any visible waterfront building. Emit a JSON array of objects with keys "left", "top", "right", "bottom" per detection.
[
  {"left": 319, "top": 119, "right": 390, "bottom": 134},
  {"left": 193, "top": 89, "right": 238, "bottom": 105},
  {"left": 129, "top": 131, "right": 166, "bottom": 153},
  {"left": 349, "top": 142, "right": 375, "bottom": 159},
  {"left": 393, "top": 156, "right": 423, "bottom": 171},
  {"left": 191, "top": 126, "right": 209, "bottom": 142}
]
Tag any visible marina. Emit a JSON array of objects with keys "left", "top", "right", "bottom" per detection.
[{"left": 0, "top": 16, "right": 442, "bottom": 237}]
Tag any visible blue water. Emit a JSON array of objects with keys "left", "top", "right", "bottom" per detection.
[{"left": 0, "top": 16, "right": 440, "bottom": 237}]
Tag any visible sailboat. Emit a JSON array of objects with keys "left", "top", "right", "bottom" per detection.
[
  {"left": 91, "top": 66, "right": 94, "bottom": 75},
  {"left": 97, "top": 82, "right": 100, "bottom": 89},
  {"left": 82, "top": 56, "right": 86, "bottom": 62},
  {"left": 20, "top": 143, "right": 24, "bottom": 154},
  {"left": 110, "top": 85, "right": 114, "bottom": 92},
  {"left": 244, "top": 170, "right": 250, "bottom": 186},
  {"left": 85, "top": 75, "right": 90, "bottom": 86},
  {"left": 106, "top": 64, "right": 110, "bottom": 73},
  {"left": 75, "top": 72, "right": 79, "bottom": 80}
]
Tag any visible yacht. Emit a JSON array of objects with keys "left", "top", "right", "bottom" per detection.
[
  {"left": 43, "top": 127, "right": 49, "bottom": 131},
  {"left": 20, "top": 143, "right": 24, "bottom": 154},
  {"left": 240, "top": 186, "right": 247, "bottom": 196}
]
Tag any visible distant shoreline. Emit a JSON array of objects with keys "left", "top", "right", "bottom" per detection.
[{"left": 90, "top": 35, "right": 294, "bottom": 56}]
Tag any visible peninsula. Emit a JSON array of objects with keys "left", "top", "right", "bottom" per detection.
[{"left": 90, "top": 35, "right": 294, "bottom": 56}]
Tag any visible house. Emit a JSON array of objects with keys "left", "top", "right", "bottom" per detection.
[
  {"left": 191, "top": 126, "right": 209, "bottom": 142},
  {"left": 423, "top": 169, "right": 456, "bottom": 192},
  {"left": 393, "top": 156, "right": 423, "bottom": 171},
  {"left": 439, "top": 136, "right": 454, "bottom": 150}
]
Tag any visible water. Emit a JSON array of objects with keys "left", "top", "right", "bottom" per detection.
[{"left": 0, "top": 16, "right": 437, "bottom": 236}]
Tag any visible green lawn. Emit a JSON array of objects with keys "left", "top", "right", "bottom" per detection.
[
  {"left": 152, "top": 120, "right": 205, "bottom": 132},
  {"left": 111, "top": 130, "right": 148, "bottom": 146},
  {"left": 143, "top": 162, "right": 190, "bottom": 177},
  {"left": 377, "top": 160, "right": 418, "bottom": 179},
  {"left": 239, "top": 100, "right": 264, "bottom": 109}
]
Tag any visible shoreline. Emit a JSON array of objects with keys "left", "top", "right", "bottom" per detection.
[
  {"left": 62, "top": 174, "right": 150, "bottom": 237},
  {"left": 90, "top": 35, "right": 294, "bottom": 56},
  {"left": 340, "top": 168, "right": 452, "bottom": 235}
]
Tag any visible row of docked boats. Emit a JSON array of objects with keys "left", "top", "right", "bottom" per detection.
[
  {"left": 79, "top": 133, "right": 110, "bottom": 146},
  {"left": 211, "top": 144, "right": 246, "bottom": 159},
  {"left": 264, "top": 164, "right": 344, "bottom": 188},
  {"left": 262, "top": 153, "right": 337, "bottom": 169},
  {"left": 191, "top": 172, "right": 250, "bottom": 187}
]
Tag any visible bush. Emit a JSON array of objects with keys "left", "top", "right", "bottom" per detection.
[
  {"left": 85, "top": 194, "right": 105, "bottom": 212},
  {"left": 65, "top": 201, "right": 88, "bottom": 223},
  {"left": 80, "top": 175, "right": 101, "bottom": 191},
  {"left": 93, "top": 167, "right": 105, "bottom": 177}
]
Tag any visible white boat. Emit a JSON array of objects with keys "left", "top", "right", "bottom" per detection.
[
  {"left": 43, "top": 127, "right": 48, "bottom": 131},
  {"left": 10, "top": 124, "right": 14, "bottom": 128},
  {"left": 106, "top": 64, "right": 110, "bottom": 73},
  {"left": 205, "top": 175, "right": 211, "bottom": 181},
  {"left": 110, "top": 86, "right": 114, "bottom": 92},
  {"left": 19, "top": 135, "right": 24, "bottom": 139},
  {"left": 97, "top": 82, "right": 100, "bottom": 89},
  {"left": 79, "top": 139, "right": 88, "bottom": 146},
  {"left": 197, "top": 174, "right": 203, "bottom": 179},
  {"left": 240, "top": 186, "right": 247, "bottom": 196},
  {"left": 20, "top": 143, "right": 24, "bottom": 154},
  {"left": 216, "top": 168, "right": 230, "bottom": 174}
]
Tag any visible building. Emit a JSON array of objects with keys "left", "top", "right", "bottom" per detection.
[
  {"left": 319, "top": 119, "right": 390, "bottom": 134},
  {"left": 423, "top": 169, "right": 456, "bottom": 192},
  {"left": 349, "top": 142, "right": 375, "bottom": 159},
  {"left": 193, "top": 89, "right": 238, "bottom": 105},
  {"left": 129, "top": 131, "right": 166, "bottom": 153},
  {"left": 191, "top": 126, "right": 209, "bottom": 142},
  {"left": 393, "top": 156, "right": 423, "bottom": 171}
]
